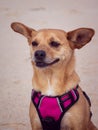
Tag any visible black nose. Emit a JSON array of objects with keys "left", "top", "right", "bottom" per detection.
[{"left": 34, "top": 50, "right": 46, "bottom": 60}]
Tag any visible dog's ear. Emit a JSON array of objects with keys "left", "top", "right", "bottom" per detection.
[
  {"left": 11, "top": 22, "right": 36, "bottom": 39},
  {"left": 67, "top": 28, "right": 95, "bottom": 49}
]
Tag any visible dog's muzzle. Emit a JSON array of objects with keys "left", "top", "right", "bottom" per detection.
[{"left": 34, "top": 50, "right": 59, "bottom": 68}]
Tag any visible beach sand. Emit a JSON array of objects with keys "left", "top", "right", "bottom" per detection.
[{"left": 0, "top": 0, "right": 98, "bottom": 129}]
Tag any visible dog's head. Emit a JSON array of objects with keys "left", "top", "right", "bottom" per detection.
[{"left": 11, "top": 22, "right": 94, "bottom": 68}]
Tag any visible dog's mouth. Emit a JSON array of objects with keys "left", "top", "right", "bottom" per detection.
[{"left": 35, "top": 58, "right": 60, "bottom": 68}]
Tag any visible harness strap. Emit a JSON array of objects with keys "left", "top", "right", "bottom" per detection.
[
  {"left": 32, "top": 89, "right": 41, "bottom": 106},
  {"left": 60, "top": 86, "right": 79, "bottom": 112},
  {"left": 82, "top": 91, "right": 92, "bottom": 118}
]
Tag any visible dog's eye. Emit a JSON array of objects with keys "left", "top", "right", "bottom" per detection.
[
  {"left": 32, "top": 41, "right": 38, "bottom": 46},
  {"left": 50, "top": 41, "right": 60, "bottom": 48}
]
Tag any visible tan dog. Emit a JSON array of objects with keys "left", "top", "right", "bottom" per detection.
[{"left": 11, "top": 22, "right": 98, "bottom": 130}]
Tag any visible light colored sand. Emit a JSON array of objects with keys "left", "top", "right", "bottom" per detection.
[{"left": 0, "top": 0, "right": 98, "bottom": 129}]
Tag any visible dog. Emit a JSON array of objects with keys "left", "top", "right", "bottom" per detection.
[{"left": 11, "top": 22, "right": 98, "bottom": 130}]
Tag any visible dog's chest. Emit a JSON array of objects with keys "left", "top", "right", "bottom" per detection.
[
  {"left": 46, "top": 79, "right": 56, "bottom": 95},
  {"left": 46, "top": 87, "right": 55, "bottom": 95}
]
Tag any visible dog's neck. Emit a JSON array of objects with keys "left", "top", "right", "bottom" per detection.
[{"left": 32, "top": 54, "right": 80, "bottom": 96}]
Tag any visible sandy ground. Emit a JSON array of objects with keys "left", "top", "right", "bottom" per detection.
[{"left": 0, "top": 0, "right": 98, "bottom": 130}]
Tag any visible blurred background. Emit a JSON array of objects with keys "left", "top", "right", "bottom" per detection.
[{"left": 0, "top": 0, "right": 98, "bottom": 129}]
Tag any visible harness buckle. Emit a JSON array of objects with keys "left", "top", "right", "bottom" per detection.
[{"left": 42, "top": 116, "right": 60, "bottom": 130}]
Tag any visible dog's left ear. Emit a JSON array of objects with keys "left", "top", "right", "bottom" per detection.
[{"left": 67, "top": 28, "right": 95, "bottom": 49}]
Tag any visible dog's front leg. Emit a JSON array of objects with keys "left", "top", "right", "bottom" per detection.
[
  {"left": 30, "top": 119, "right": 42, "bottom": 130},
  {"left": 29, "top": 102, "right": 42, "bottom": 130}
]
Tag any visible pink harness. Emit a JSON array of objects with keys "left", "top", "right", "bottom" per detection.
[{"left": 31, "top": 86, "right": 79, "bottom": 130}]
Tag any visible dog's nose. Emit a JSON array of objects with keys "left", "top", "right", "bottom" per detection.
[{"left": 35, "top": 50, "right": 46, "bottom": 60}]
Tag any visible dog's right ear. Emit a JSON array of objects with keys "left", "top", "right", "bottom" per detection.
[{"left": 11, "top": 22, "right": 36, "bottom": 39}]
